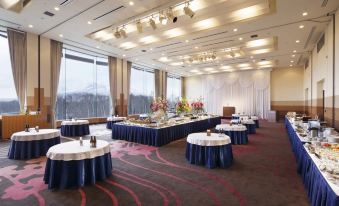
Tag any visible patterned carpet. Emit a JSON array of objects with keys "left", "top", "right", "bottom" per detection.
[{"left": 0, "top": 121, "right": 309, "bottom": 206}]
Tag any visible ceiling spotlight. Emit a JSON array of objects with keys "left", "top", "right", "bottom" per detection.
[
  {"left": 136, "top": 21, "right": 143, "bottom": 33},
  {"left": 299, "top": 25, "right": 304, "bottom": 29},
  {"left": 166, "top": 7, "right": 178, "bottom": 23},
  {"left": 149, "top": 18, "right": 157, "bottom": 30},
  {"left": 59, "top": 34, "right": 63, "bottom": 38},
  {"left": 185, "top": 40, "right": 189, "bottom": 43},
  {"left": 120, "top": 28, "right": 127, "bottom": 38},
  {"left": 296, "top": 40, "right": 300, "bottom": 43},
  {"left": 290, "top": 64, "right": 293, "bottom": 67},
  {"left": 54, "top": 6, "right": 60, "bottom": 11},
  {"left": 96, "top": 46, "right": 100, "bottom": 49},
  {"left": 233, "top": 28, "right": 238, "bottom": 32},
  {"left": 290, "top": 60, "right": 294, "bottom": 63},
  {"left": 184, "top": 3, "right": 195, "bottom": 18},
  {"left": 114, "top": 28, "right": 121, "bottom": 38},
  {"left": 159, "top": 12, "right": 168, "bottom": 25},
  {"left": 302, "top": 12, "right": 308, "bottom": 16},
  {"left": 28, "top": 24, "right": 33, "bottom": 28},
  {"left": 129, "top": 1, "right": 134, "bottom": 6},
  {"left": 123, "top": 54, "right": 126, "bottom": 57},
  {"left": 194, "top": 46, "right": 199, "bottom": 49},
  {"left": 238, "top": 37, "right": 243, "bottom": 41},
  {"left": 87, "top": 21, "right": 92, "bottom": 25},
  {"left": 250, "top": 56, "right": 253, "bottom": 59},
  {"left": 292, "top": 54, "right": 295, "bottom": 57},
  {"left": 293, "top": 50, "right": 297, "bottom": 53}
]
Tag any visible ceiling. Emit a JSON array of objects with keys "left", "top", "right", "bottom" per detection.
[{"left": 0, "top": 0, "right": 338, "bottom": 76}]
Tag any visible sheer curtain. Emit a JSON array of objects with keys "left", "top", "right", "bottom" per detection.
[
  {"left": 50, "top": 40, "right": 63, "bottom": 128},
  {"left": 201, "top": 69, "right": 271, "bottom": 119},
  {"left": 7, "top": 29, "right": 27, "bottom": 112}
]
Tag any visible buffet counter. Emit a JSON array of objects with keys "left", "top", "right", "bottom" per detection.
[
  {"left": 112, "top": 116, "right": 221, "bottom": 147},
  {"left": 285, "top": 117, "right": 339, "bottom": 206}
]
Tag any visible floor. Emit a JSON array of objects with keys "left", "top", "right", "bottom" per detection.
[{"left": 0, "top": 121, "right": 309, "bottom": 206}]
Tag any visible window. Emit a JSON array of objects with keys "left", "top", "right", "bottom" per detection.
[
  {"left": 167, "top": 75, "right": 181, "bottom": 110},
  {"left": 0, "top": 31, "right": 20, "bottom": 114},
  {"left": 56, "top": 48, "right": 111, "bottom": 119},
  {"left": 129, "top": 66, "right": 155, "bottom": 114}
]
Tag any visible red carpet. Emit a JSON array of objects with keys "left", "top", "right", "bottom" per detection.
[{"left": 0, "top": 121, "right": 309, "bottom": 206}]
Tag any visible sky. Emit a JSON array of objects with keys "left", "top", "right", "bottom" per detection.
[{"left": 0, "top": 36, "right": 18, "bottom": 101}]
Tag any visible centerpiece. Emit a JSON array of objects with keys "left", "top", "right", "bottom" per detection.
[
  {"left": 150, "top": 97, "right": 168, "bottom": 122},
  {"left": 191, "top": 99, "right": 204, "bottom": 115},
  {"left": 176, "top": 98, "right": 190, "bottom": 116}
]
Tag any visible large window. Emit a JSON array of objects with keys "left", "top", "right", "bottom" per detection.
[
  {"left": 129, "top": 66, "right": 155, "bottom": 114},
  {"left": 0, "top": 31, "right": 20, "bottom": 114},
  {"left": 167, "top": 75, "right": 181, "bottom": 110},
  {"left": 56, "top": 48, "right": 111, "bottom": 119}
]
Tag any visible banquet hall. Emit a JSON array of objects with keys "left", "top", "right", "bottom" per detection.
[{"left": 0, "top": 0, "right": 339, "bottom": 205}]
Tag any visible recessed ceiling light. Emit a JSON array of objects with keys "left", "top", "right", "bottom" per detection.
[
  {"left": 233, "top": 28, "right": 238, "bottom": 32},
  {"left": 290, "top": 64, "right": 293, "bottom": 67},
  {"left": 161, "top": 53, "right": 165, "bottom": 56},
  {"left": 28, "top": 24, "right": 33, "bottom": 28},
  {"left": 87, "top": 21, "right": 92, "bottom": 25},
  {"left": 238, "top": 37, "right": 243, "bottom": 41},
  {"left": 194, "top": 46, "right": 199, "bottom": 49},
  {"left": 185, "top": 40, "right": 189, "bottom": 43},
  {"left": 252, "top": 59, "right": 256, "bottom": 62},
  {"left": 150, "top": 48, "right": 153, "bottom": 51},
  {"left": 129, "top": 1, "right": 134, "bottom": 6},
  {"left": 96, "top": 46, "right": 100, "bottom": 49},
  {"left": 293, "top": 50, "right": 297, "bottom": 53},
  {"left": 296, "top": 40, "right": 300, "bottom": 43},
  {"left": 54, "top": 6, "right": 60, "bottom": 11},
  {"left": 292, "top": 54, "right": 295, "bottom": 57},
  {"left": 135, "top": 58, "right": 138, "bottom": 61},
  {"left": 302, "top": 12, "right": 308, "bottom": 16},
  {"left": 59, "top": 34, "right": 63, "bottom": 38},
  {"left": 122, "top": 54, "right": 126, "bottom": 57},
  {"left": 299, "top": 25, "right": 304, "bottom": 29},
  {"left": 290, "top": 60, "right": 294, "bottom": 63},
  {"left": 250, "top": 56, "right": 253, "bottom": 59}
]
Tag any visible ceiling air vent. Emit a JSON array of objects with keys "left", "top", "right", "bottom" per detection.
[
  {"left": 193, "top": 31, "right": 228, "bottom": 41},
  {"left": 251, "top": 34, "right": 258, "bottom": 38},
  {"left": 155, "top": 42, "right": 182, "bottom": 49},
  {"left": 93, "top": 6, "right": 125, "bottom": 21},
  {"left": 60, "top": 0, "right": 77, "bottom": 6},
  {"left": 44, "top": 11, "right": 55, "bottom": 17}
]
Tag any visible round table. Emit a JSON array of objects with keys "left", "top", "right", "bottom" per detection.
[
  {"left": 44, "top": 140, "right": 112, "bottom": 189},
  {"left": 106, "top": 117, "right": 126, "bottom": 129},
  {"left": 215, "top": 124, "right": 248, "bottom": 144},
  {"left": 186, "top": 133, "right": 233, "bottom": 169},
  {"left": 61, "top": 120, "right": 90, "bottom": 137},
  {"left": 251, "top": 116, "right": 260, "bottom": 128},
  {"left": 231, "top": 119, "right": 256, "bottom": 134},
  {"left": 8, "top": 129, "right": 61, "bottom": 160}
]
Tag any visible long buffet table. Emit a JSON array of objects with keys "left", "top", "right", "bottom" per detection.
[
  {"left": 112, "top": 116, "right": 221, "bottom": 147},
  {"left": 285, "top": 118, "right": 339, "bottom": 206}
]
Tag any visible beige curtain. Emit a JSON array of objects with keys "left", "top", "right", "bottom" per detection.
[
  {"left": 162, "top": 71, "right": 167, "bottom": 99},
  {"left": 181, "top": 77, "right": 186, "bottom": 98},
  {"left": 7, "top": 29, "right": 27, "bottom": 112},
  {"left": 50, "top": 40, "right": 63, "bottom": 128},
  {"left": 154, "top": 69, "right": 160, "bottom": 99},
  {"left": 109, "top": 56, "right": 117, "bottom": 115},
  {"left": 154, "top": 69, "right": 167, "bottom": 99},
  {"left": 126, "top": 61, "right": 132, "bottom": 114}
]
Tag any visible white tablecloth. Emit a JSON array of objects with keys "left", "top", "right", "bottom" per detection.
[
  {"left": 61, "top": 120, "right": 89, "bottom": 126},
  {"left": 107, "top": 117, "right": 126, "bottom": 121},
  {"left": 47, "top": 140, "right": 110, "bottom": 161},
  {"left": 11, "top": 129, "right": 60, "bottom": 141},
  {"left": 251, "top": 116, "right": 258, "bottom": 120},
  {"left": 231, "top": 119, "right": 255, "bottom": 124},
  {"left": 187, "top": 133, "right": 231, "bottom": 146},
  {"left": 215, "top": 124, "right": 247, "bottom": 131}
]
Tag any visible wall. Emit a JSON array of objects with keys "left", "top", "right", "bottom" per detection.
[
  {"left": 304, "top": 10, "right": 338, "bottom": 129},
  {"left": 271, "top": 67, "right": 304, "bottom": 119}
]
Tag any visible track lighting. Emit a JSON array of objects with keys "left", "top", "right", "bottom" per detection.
[
  {"left": 114, "top": 28, "right": 121, "bottom": 38},
  {"left": 119, "top": 28, "right": 127, "bottom": 38},
  {"left": 184, "top": 3, "right": 195, "bottom": 18},
  {"left": 166, "top": 7, "right": 178, "bottom": 23},
  {"left": 149, "top": 18, "right": 156, "bottom": 30},
  {"left": 136, "top": 21, "right": 143, "bottom": 33},
  {"left": 159, "top": 12, "right": 168, "bottom": 25}
]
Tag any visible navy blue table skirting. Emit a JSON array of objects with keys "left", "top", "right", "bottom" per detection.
[
  {"left": 254, "top": 120, "right": 259, "bottom": 128},
  {"left": 61, "top": 124, "right": 90, "bottom": 137},
  {"left": 285, "top": 118, "right": 339, "bottom": 206},
  {"left": 112, "top": 117, "right": 221, "bottom": 147},
  {"left": 216, "top": 130, "right": 248, "bottom": 145},
  {"left": 232, "top": 116, "right": 239, "bottom": 120},
  {"left": 8, "top": 137, "right": 60, "bottom": 160},
  {"left": 185, "top": 143, "right": 233, "bottom": 169},
  {"left": 106, "top": 120, "right": 124, "bottom": 129},
  {"left": 44, "top": 153, "right": 112, "bottom": 189},
  {"left": 244, "top": 124, "right": 256, "bottom": 134}
]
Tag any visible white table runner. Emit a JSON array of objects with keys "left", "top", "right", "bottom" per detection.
[
  {"left": 11, "top": 129, "right": 60, "bottom": 141},
  {"left": 47, "top": 140, "right": 110, "bottom": 161},
  {"left": 61, "top": 120, "right": 89, "bottom": 126},
  {"left": 215, "top": 124, "right": 247, "bottom": 131},
  {"left": 231, "top": 119, "right": 255, "bottom": 124},
  {"left": 187, "top": 133, "right": 231, "bottom": 146},
  {"left": 107, "top": 117, "right": 126, "bottom": 121}
]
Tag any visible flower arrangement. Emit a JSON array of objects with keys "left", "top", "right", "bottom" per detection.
[
  {"left": 176, "top": 98, "right": 190, "bottom": 115},
  {"left": 150, "top": 97, "right": 168, "bottom": 112},
  {"left": 191, "top": 100, "right": 204, "bottom": 114}
]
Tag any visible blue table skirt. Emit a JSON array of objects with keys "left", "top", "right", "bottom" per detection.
[
  {"left": 106, "top": 120, "right": 124, "bottom": 129},
  {"left": 216, "top": 130, "right": 248, "bottom": 145},
  {"left": 8, "top": 137, "right": 60, "bottom": 160},
  {"left": 232, "top": 116, "right": 239, "bottom": 120},
  {"left": 244, "top": 124, "right": 256, "bottom": 134},
  {"left": 185, "top": 143, "right": 233, "bottom": 169},
  {"left": 44, "top": 152, "right": 112, "bottom": 189},
  {"left": 285, "top": 118, "right": 339, "bottom": 206},
  {"left": 61, "top": 124, "right": 90, "bottom": 137},
  {"left": 254, "top": 120, "right": 259, "bottom": 128},
  {"left": 112, "top": 117, "right": 221, "bottom": 147}
]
